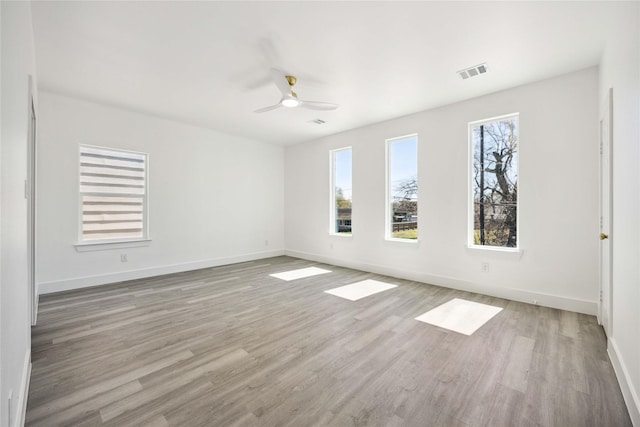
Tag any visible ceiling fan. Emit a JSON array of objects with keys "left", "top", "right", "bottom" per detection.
[{"left": 254, "top": 69, "right": 339, "bottom": 113}]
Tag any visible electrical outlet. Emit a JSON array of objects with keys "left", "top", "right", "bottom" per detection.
[
  {"left": 120, "top": 254, "right": 128, "bottom": 262},
  {"left": 481, "top": 262, "right": 490, "bottom": 273}
]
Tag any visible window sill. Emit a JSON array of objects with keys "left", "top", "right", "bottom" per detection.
[
  {"left": 75, "top": 239, "right": 152, "bottom": 252},
  {"left": 465, "top": 244, "right": 523, "bottom": 259},
  {"left": 329, "top": 233, "right": 353, "bottom": 238},
  {"left": 385, "top": 238, "right": 420, "bottom": 244}
]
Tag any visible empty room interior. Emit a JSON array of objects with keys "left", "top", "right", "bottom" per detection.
[{"left": 2, "top": 1, "right": 640, "bottom": 426}]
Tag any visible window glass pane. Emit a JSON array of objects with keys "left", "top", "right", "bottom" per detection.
[
  {"left": 388, "top": 136, "right": 418, "bottom": 240},
  {"left": 471, "top": 116, "right": 518, "bottom": 248},
  {"left": 332, "top": 148, "right": 352, "bottom": 234}
]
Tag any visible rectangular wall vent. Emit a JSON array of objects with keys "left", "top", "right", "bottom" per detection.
[{"left": 457, "top": 63, "right": 488, "bottom": 80}]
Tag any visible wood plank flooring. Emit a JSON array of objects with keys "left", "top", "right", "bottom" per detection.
[{"left": 27, "top": 256, "right": 631, "bottom": 426}]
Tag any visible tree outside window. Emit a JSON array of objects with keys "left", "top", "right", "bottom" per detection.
[{"left": 471, "top": 115, "right": 518, "bottom": 248}]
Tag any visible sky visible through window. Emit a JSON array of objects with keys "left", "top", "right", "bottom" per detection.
[
  {"left": 334, "top": 149, "right": 352, "bottom": 201},
  {"left": 389, "top": 136, "right": 418, "bottom": 200},
  {"left": 334, "top": 140, "right": 418, "bottom": 201}
]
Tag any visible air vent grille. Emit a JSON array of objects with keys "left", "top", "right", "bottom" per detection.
[{"left": 457, "top": 63, "right": 488, "bottom": 80}]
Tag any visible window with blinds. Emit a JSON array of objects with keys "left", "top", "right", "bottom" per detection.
[{"left": 79, "top": 145, "right": 147, "bottom": 242}]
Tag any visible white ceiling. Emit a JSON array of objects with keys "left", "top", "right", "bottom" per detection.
[{"left": 31, "top": 1, "right": 621, "bottom": 145}]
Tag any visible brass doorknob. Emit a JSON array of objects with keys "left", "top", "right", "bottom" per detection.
[{"left": 600, "top": 233, "right": 609, "bottom": 240}]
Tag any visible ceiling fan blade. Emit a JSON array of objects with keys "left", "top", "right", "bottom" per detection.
[
  {"left": 270, "top": 68, "right": 292, "bottom": 96},
  {"left": 300, "top": 100, "right": 339, "bottom": 111},
  {"left": 254, "top": 103, "right": 283, "bottom": 113}
]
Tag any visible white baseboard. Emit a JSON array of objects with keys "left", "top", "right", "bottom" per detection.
[
  {"left": 38, "top": 249, "right": 285, "bottom": 295},
  {"left": 285, "top": 249, "right": 597, "bottom": 315},
  {"left": 16, "top": 350, "right": 31, "bottom": 427},
  {"left": 609, "top": 338, "right": 640, "bottom": 426}
]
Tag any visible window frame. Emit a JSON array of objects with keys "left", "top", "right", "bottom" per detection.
[
  {"left": 385, "top": 134, "right": 419, "bottom": 242},
  {"left": 76, "top": 144, "right": 150, "bottom": 248},
  {"left": 329, "top": 146, "right": 353, "bottom": 237},
  {"left": 467, "top": 113, "right": 520, "bottom": 252}
]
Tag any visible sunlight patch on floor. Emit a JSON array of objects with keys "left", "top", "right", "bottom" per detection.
[
  {"left": 415, "top": 298, "right": 503, "bottom": 335},
  {"left": 325, "top": 279, "right": 397, "bottom": 301},
  {"left": 269, "top": 267, "right": 332, "bottom": 281}
]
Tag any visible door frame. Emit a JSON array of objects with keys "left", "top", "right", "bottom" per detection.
[
  {"left": 599, "top": 87, "right": 613, "bottom": 337},
  {"left": 27, "top": 76, "right": 38, "bottom": 325}
]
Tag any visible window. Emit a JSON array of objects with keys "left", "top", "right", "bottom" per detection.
[
  {"left": 330, "top": 147, "right": 352, "bottom": 235},
  {"left": 386, "top": 135, "right": 418, "bottom": 240},
  {"left": 469, "top": 114, "right": 519, "bottom": 249},
  {"left": 79, "top": 145, "right": 148, "bottom": 243}
]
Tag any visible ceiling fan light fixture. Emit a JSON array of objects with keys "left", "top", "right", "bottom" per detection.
[
  {"left": 281, "top": 97, "right": 300, "bottom": 108},
  {"left": 254, "top": 69, "right": 337, "bottom": 113}
]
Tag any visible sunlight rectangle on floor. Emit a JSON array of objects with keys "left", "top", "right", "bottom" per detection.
[
  {"left": 415, "top": 298, "right": 503, "bottom": 335},
  {"left": 324, "top": 279, "right": 397, "bottom": 301},
  {"left": 270, "top": 267, "right": 332, "bottom": 281}
]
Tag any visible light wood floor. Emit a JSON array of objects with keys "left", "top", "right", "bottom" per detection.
[{"left": 27, "top": 256, "right": 631, "bottom": 426}]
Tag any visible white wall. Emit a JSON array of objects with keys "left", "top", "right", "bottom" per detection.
[
  {"left": 1, "top": 2, "right": 37, "bottom": 426},
  {"left": 285, "top": 68, "right": 599, "bottom": 315},
  {"left": 37, "top": 92, "right": 284, "bottom": 294},
  {"left": 599, "top": 2, "right": 640, "bottom": 424}
]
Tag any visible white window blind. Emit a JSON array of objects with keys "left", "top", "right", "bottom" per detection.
[{"left": 79, "top": 145, "right": 147, "bottom": 242}]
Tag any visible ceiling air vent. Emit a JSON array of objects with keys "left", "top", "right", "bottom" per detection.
[
  {"left": 309, "top": 119, "right": 326, "bottom": 125},
  {"left": 457, "top": 63, "right": 488, "bottom": 80}
]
